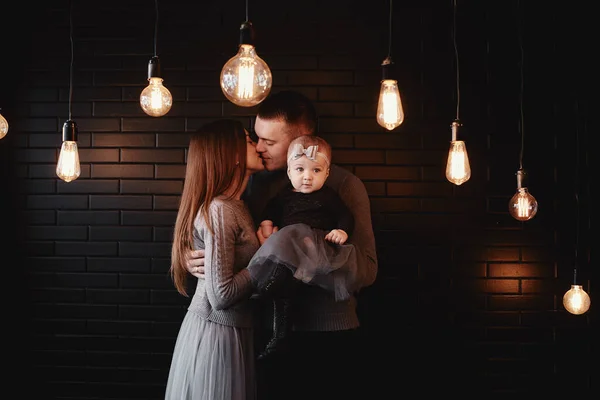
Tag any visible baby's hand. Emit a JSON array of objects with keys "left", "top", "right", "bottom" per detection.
[
  {"left": 257, "top": 220, "right": 278, "bottom": 245},
  {"left": 259, "top": 220, "right": 274, "bottom": 237},
  {"left": 325, "top": 229, "right": 348, "bottom": 245}
]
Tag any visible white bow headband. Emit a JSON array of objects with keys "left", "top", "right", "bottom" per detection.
[{"left": 288, "top": 143, "right": 330, "bottom": 166}]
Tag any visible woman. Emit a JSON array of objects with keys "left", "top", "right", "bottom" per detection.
[{"left": 165, "top": 119, "right": 264, "bottom": 400}]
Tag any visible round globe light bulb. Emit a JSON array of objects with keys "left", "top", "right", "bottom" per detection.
[
  {"left": 140, "top": 77, "right": 173, "bottom": 117},
  {"left": 508, "top": 187, "right": 538, "bottom": 221},
  {"left": 563, "top": 284, "right": 591, "bottom": 315},
  {"left": 0, "top": 112, "right": 8, "bottom": 139},
  {"left": 220, "top": 44, "right": 272, "bottom": 107}
]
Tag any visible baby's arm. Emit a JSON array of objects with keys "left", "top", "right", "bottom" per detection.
[{"left": 325, "top": 229, "right": 348, "bottom": 244}]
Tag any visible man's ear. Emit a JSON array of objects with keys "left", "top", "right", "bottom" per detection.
[
  {"left": 287, "top": 168, "right": 292, "bottom": 180},
  {"left": 326, "top": 168, "right": 330, "bottom": 178}
]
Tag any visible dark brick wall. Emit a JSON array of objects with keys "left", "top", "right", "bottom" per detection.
[{"left": 1, "top": 0, "right": 595, "bottom": 398}]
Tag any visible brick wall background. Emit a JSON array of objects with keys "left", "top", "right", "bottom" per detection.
[{"left": 1, "top": 0, "right": 595, "bottom": 398}]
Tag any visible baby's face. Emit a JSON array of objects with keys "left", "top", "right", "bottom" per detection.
[{"left": 287, "top": 156, "right": 329, "bottom": 194}]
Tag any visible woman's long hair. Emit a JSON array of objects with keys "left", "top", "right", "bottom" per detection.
[{"left": 170, "top": 119, "right": 248, "bottom": 296}]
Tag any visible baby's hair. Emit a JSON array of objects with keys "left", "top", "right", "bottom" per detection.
[{"left": 287, "top": 135, "right": 332, "bottom": 165}]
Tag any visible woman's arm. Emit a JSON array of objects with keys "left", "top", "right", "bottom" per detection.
[{"left": 200, "top": 202, "right": 253, "bottom": 310}]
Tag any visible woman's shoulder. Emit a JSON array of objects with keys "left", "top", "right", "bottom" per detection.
[
  {"left": 210, "top": 196, "right": 247, "bottom": 215},
  {"left": 197, "top": 197, "right": 253, "bottom": 232}
]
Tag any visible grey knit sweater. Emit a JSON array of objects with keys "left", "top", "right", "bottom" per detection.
[
  {"left": 244, "top": 164, "right": 378, "bottom": 331},
  {"left": 187, "top": 197, "right": 260, "bottom": 328}
]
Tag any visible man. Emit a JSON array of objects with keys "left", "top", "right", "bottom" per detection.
[{"left": 186, "top": 90, "right": 377, "bottom": 399}]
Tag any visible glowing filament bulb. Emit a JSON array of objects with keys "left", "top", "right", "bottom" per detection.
[
  {"left": 508, "top": 169, "right": 537, "bottom": 221},
  {"left": 509, "top": 187, "right": 538, "bottom": 221},
  {"left": 445, "top": 121, "right": 471, "bottom": 185},
  {"left": 56, "top": 120, "right": 81, "bottom": 183},
  {"left": 56, "top": 141, "right": 81, "bottom": 182},
  {"left": 140, "top": 77, "right": 172, "bottom": 117},
  {"left": 376, "top": 79, "right": 404, "bottom": 130},
  {"left": 446, "top": 142, "right": 470, "bottom": 184},
  {"left": 0, "top": 112, "right": 8, "bottom": 139},
  {"left": 563, "top": 285, "right": 591, "bottom": 315},
  {"left": 221, "top": 43, "right": 272, "bottom": 107}
]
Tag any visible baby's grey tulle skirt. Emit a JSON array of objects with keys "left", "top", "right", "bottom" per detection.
[
  {"left": 164, "top": 311, "right": 255, "bottom": 400},
  {"left": 247, "top": 223, "right": 358, "bottom": 301}
]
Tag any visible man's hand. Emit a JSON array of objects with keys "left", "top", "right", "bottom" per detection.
[
  {"left": 186, "top": 249, "right": 205, "bottom": 278},
  {"left": 325, "top": 229, "right": 348, "bottom": 245}
]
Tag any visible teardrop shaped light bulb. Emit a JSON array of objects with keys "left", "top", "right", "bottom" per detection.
[
  {"left": 446, "top": 140, "right": 471, "bottom": 185},
  {"left": 376, "top": 79, "right": 404, "bottom": 130}
]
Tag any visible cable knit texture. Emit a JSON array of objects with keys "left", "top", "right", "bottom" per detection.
[{"left": 187, "top": 197, "right": 260, "bottom": 328}]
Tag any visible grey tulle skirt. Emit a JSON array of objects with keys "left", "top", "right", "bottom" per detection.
[
  {"left": 164, "top": 311, "right": 255, "bottom": 400},
  {"left": 247, "top": 223, "right": 358, "bottom": 301}
]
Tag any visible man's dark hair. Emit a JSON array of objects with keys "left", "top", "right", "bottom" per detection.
[{"left": 257, "top": 90, "right": 317, "bottom": 135}]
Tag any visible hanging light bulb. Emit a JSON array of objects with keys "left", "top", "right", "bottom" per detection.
[
  {"left": 221, "top": 21, "right": 272, "bottom": 107},
  {"left": 446, "top": 2, "right": 470, "bottom": 185},
  {"left": 57, "top": 2, "right": 80, "bottom": 183},
  {"left": 446, "top": 120, "right": 471, "bottom": 185},
  {"left": 56, "top": 120, "right": 81, "bottom": 183},
  {"left": 376, "top": 56, "right": 404, "bottom": 131},
  {"left": 140, "top": 56, "right": 172, "bottom": 117},
  {"left": 508, "top": 169, "right": 538, "bottom": 221},
  {"left": 563, "top": 269, "right": 590, "bottom": 315},
  {"left": 563, "top": 284, "right": 591, "bottom": 315},
  {"left": 0, "top": 109, "right": 8, "bottom": 140}
]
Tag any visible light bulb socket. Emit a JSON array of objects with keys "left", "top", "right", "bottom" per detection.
[
  {"left": 381, "top": 56, "right": 394, "bottom": 80},
  {"left": 451, "top": 119, "right": 462, "bottom": 141},
  {"left": 62, "top": 120, "right": 78, "bottom": 142},
  {"left": 147, "top": 56, "right": 162, "bottom": 79},
  {"left": 239, "top": 21, "right": 255, "bottom": 45},
  {"left": 516, "top": 169, "right": 527, "bottom": 189}
]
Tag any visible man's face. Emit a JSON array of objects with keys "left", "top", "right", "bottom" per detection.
[
  {"left": 287, "top": 156, "right": 329, "bottom": 194},
  {"left": 254, "top": 116, "right": 295, "bottom": 171}
]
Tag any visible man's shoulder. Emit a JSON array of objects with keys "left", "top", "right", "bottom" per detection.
[
  {"left": 329, "top": 164, "right": 357, "bottom": 178},
  {"left": 326, "top": 164, "right": 363, "bottom": 190}
]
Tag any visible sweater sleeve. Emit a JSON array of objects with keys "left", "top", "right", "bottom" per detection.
[
  {"left": 199, "top": 202, "right": 253, "bottom": 310},
  {"left": 337, "top": 174, "right": 377, "bottom": 290},
  {"left": 328, "top": 188, "right": 354, "bottom": 235}
]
